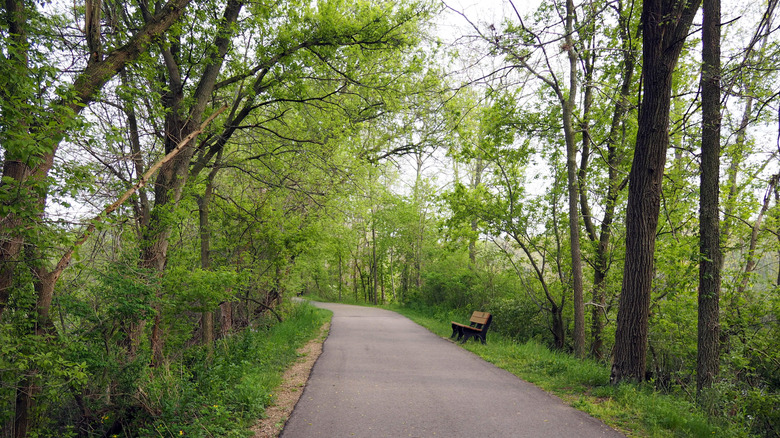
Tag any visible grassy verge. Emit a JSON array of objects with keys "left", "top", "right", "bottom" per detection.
[
  {"left": 387, "top": 304, "right": 753, "bottom": 438},
  {"left": 134, "top": 301, "right": 331, "bottom": 437}
]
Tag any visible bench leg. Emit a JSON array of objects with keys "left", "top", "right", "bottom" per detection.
[
  {"left": 451, "top": 324, "right": 464, "bottom": 341},
  {"left": 460, "top": 331, "right": 487, "bottom": 344}
]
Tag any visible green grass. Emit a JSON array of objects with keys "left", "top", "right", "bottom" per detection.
[
  {"left": 388, "top": 304, "right": 753, "bottom": 438},
  {"left": 134, "top": 301, "right": 331, "bottom": 437}
]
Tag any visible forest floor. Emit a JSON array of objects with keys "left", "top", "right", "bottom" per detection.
[{"left": 251, "top": 321, "right": 330, "bottom": 437}]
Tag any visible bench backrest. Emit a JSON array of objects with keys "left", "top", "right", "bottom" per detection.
[{"left": 469, "top": 311, "right": 492, "bottom": 332}]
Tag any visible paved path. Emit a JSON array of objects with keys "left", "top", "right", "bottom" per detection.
[{"left": 281, "top": 303, "right": 624, "bottom": 438}]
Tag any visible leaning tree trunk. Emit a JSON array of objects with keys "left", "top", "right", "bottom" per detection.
[{"left": 611, "top": 0, "right": 701, "bottom": 384}]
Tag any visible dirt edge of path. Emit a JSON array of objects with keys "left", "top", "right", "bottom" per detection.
[{"left": 251, "top": 321, "right": 330, "bottom": 438}]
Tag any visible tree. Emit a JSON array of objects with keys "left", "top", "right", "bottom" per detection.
[
  {"left": 0, "top": 0, "right": 191, "bottom": 321},
  {"left": 115, "top": 0, "right": 435, "bottom": 362},
  {"left": 499, "top": 0, "right": 587, "bottom": 358},
  {"left": 697, "top": 0, "right": 722, "bottom": 393},
  {"left": 611, "top": 0, "right": 702, "bottom": 384},
  {"left": 561, "top": 0, "right": 587, "bottom": 358},
  {"left": 1, "top": 1, "right": 440, "bottom": 432},
  {"left": 140, "top": 0, "right": 243, "bottom": 365},
  {"left": 577, "top": 0, "right": 636, "bottom": 361}
]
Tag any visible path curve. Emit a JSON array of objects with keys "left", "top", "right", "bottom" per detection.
[{"left": 281, "top": 302, "right": 624, "bottom": 438}]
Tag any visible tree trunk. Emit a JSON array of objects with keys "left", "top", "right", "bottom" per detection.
[
  {"left": 85, "top": 0, "right": 102, "bottom": 63},
  {"left": 198, "top": 150, "right": 221, "bottom": 351},
  {"left": 562, "top": 0, "right": 586, "bottom": 358},
  {"left": 0, "top": 0, "right": 33, "bottom": 314},
  {"left": 579, "top": 0, "right": 635, "bottom": 361},
  {"left": 338, "top": 252, "right": 343, "bottom": 301},
  {"left": 219, "top": 301, "right": 233, "bottom": 337},
  {"left": 202, "top": 311, "right": 214, "bottom": 352},
  {"left": 389, "top": 247, "right": 396, "bottom": 301},
  {"left": 380, "top": 265, "right": 385, "bottom": 304},
  {"left": 12, "top": 256, "right": 65, "bottom": 438},
  {"left": 469, "top": 157, "right": 485, "bottom": 268},
  {"left": 737, "top": 177, "right": 777, "bottom": 295},
  {"left": 611, "top": 0, "right": 701, "bottom": 384},
  {"left": 414, "top": 150, "right": 425, "bottom": 291},
  {"left": 13, "top": 373, "right": 37, "bottom": 438},
  {"left": 353, "top": 247, "right": 359, "bottom": 302},
  {"left": 697, "top": 0, "right": 721, "bottom": 394},
  {"left": 552, "top": 304, "right": 565, "bottom": 350},
  {"left": 775, "top": 185, "right": 780, "bottom": 287},
  {"left": 120, "top": 69, "right": 151, "bottom": 234},
  {"left": 371, "top": 205, "right": 378, "bottom": 305}
]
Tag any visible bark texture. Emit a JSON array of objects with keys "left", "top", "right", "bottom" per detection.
[
  {"left": 697, "top": 0, "right": 721, "bottom": 393},
  {"left": 611, "top": 0, "right": 702, "bottom": 384}
]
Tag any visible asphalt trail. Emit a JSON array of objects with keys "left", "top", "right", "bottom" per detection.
[{"left": 281, "top": 302, "right": 625, "bottom": 438}]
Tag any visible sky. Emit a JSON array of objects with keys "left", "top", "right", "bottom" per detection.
[
  {"left": 435, "top": 0, "right": 543, "bottom": 46},
  {"left": 390, "top": 0, "right": 547, "bottom": 197}
]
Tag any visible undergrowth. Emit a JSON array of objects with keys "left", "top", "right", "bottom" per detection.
[{"left": 130, "top": 301, "right": 330, "bottom": 437}]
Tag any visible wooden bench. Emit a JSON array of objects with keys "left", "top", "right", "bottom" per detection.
[{"left": 450, "top": 311, "right": 492, "bottom": 344}]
